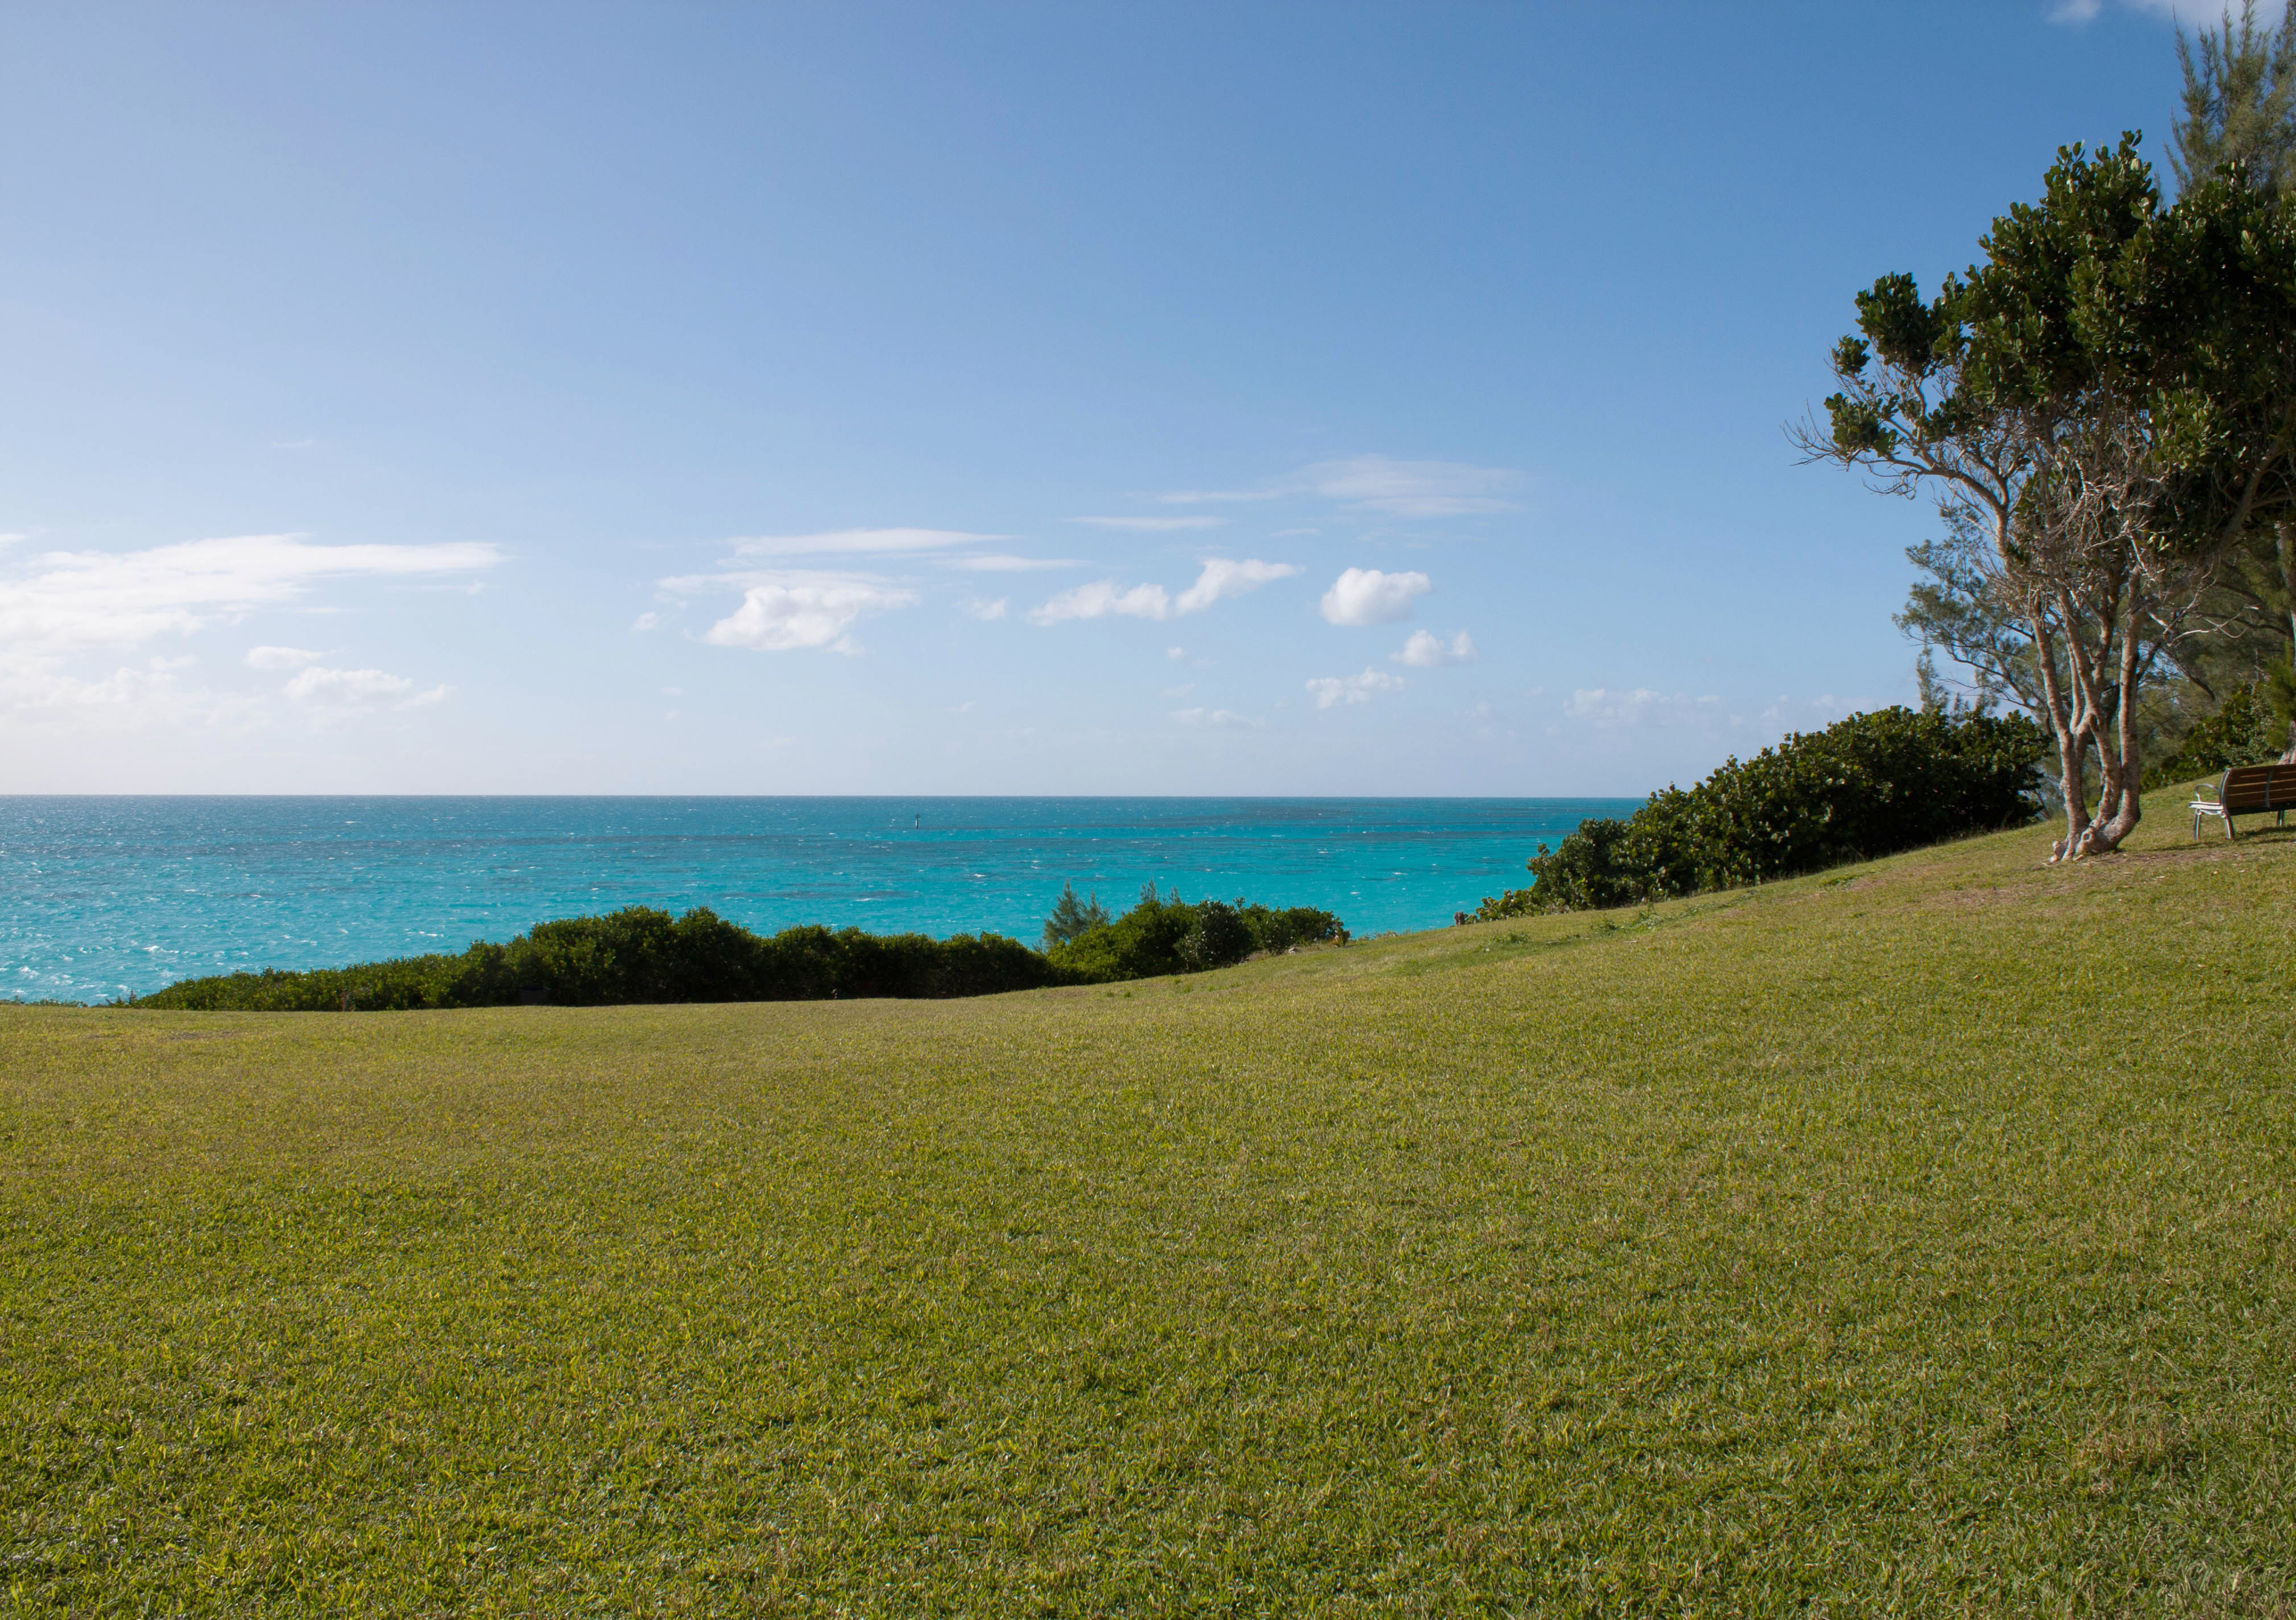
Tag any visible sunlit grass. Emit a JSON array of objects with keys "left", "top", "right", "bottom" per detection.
[{"left": 4, "top": 788, "right": 2293, "bottom": 1614}]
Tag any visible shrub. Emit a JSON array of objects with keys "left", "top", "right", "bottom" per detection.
[
  {"left": 138, "top": 890, "right": 1353, "bottom": 1011},
  {"left": 137, "top": 907, "right": 1064, "bottom": 1011},
  {"left": 1047, "top": 887, "right": 1347, "bottom": 983},
  {"left": 1477, "top": 706, "right": 2048, "bottom": 915},
  {"left": 2141, "top": 676, "right": 2291, "bottom": 789}
]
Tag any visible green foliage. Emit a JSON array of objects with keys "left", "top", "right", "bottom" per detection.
[
  {"left": 1476, "top": 707, "right": 2048, "bottom": 916},
  {"left": 1040, "top": 881, "right": 1112, "bottom": 948},
  {"left": 142, "top": 890, "right": 1354, "bottom": 1011},
  {"left": 2171, "top": 0, "right": 2296, "bottom": 195},
  {"left": 1048, "top": 885, "right": 1346, "bottom": 983},
  {"left": 137, "top": 907, "right": 1064, "bottom": 1011},
  {"left": 2141, "top": 673, "right": 2294, "bottom": 786}
]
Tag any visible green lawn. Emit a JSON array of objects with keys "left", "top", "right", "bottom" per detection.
[{"left": 5, "top": 791, "right": 2294, "bottom": 1616}]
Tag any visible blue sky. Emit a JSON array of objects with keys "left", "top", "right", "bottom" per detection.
[{"left": 0, "top": 0, "right": 2237, "bottom": 793}]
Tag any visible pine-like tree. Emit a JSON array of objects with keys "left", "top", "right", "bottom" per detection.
[{"left": 1040, "top": 881, "right": 1111, "bottom": 949}]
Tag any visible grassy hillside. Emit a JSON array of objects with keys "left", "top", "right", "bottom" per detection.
[{"left": 4, "top": 790, "right": 2293, "bottom": 1615}]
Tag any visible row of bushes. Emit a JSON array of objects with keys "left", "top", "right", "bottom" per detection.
[
  {"left": 1476, "top": 706, "right": 2049, "bottom": 916},
  {"left": 135, "top": 889, "right": 1348, "bottom": 1012}
]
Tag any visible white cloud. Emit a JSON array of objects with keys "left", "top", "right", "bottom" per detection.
[
  {"left": 1320, "top": 566, "right": 1431, "bottom": 626},
  {"left": 1029, "top": 559, "right": 1295, "bottom": 626},
  {"left": 961, "top": 596, "right": 1010, "bottom": 620},
  {"left": 244, "top": 645, "right": 320, "bottom": 670},
  {"left": 730, "top": 528, "right": 1003, "bottom": 558},
  {"left": 0, "top": 533, "right": 24, "bottom": 546},
  {"left": 1172, "top": 707, "right": 1264, "bottom": 729},
  {"left": 1163, "top": 683, "right": 1195, "bottom": 699},
  {"left": 1030, "top": 580, "right": 1172, "bottom": 624},
  {"left": 1172, "top": 558, "right": 1299, "bottom": 614},
  {"left": 0, "top": 533, "right": 501, "bottom": 653},
  {"left": 661, "top": 686, "right": 682, "bottom": 697},
  {"left": 1161, "top": 455, "right": 1520, "bottom": 517},
  {"left": 941, "top": 554, "right": 1082, "bottom": 572},
  {"left": 284, "top": 665, "right": 448, "bottom": 709},
  {"left": 1563, "top": 688, "right": 1724, "bottom": 728},
  {"left": 1393, "top": 629, "right": 1476, "bottom": 667},
  {"left": 1071, "top": 515, "right": 1225, "bottom": 531},
  {"left": 631, "top": 611, "right": 661, "bottom": 631},
  {"left": 702, "top": 574, "right": 919, "bottom": 653},
  {"left": 1305, "top": 668, "right": 1406, "bottom": 709},
  {"left": 1166, "top": 646, "right": 1186, "bottom": 660}
]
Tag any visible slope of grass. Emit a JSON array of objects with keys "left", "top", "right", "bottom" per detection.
[{"left": 4, "top": 789, "right": 2294, "bottom": 1615}]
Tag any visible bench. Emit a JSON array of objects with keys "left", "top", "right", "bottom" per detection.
[{"left": 2190, "top": 762, "right": 2296, "bottom": 839}]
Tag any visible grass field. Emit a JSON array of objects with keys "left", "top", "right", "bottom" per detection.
[{"left": 5, "top": 789, "right": 2295, "bottom": 1616}]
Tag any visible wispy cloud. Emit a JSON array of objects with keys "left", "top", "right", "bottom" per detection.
[
  {"left": 245, "top": 645, "right": 320, "bottom": 670},
  {"left": 284, "top": 665, "right": 449, "bottom": 710},
  {"left": 1070, "top": 515, "right": 1225, "bottom": 532},
  {"left": 1028, "top": 558, "right": 1297, "bottom": 626},
  {"left": 1563, "top": 688, "right": 1723, "bottom": 728},
  {"left": 0, "top": 534, "right": 501, "bottom": 653},
  {"left": 1305, "top": 668, "right": 1406, "bottom": 709},
  {"left": 730, "top": 528, "right": 1004, "bottom": 558},
  {"left": 940, "top": 553, "right": 1083, "bottom": 572},
  {"left": 631, "top": 611, "right": 662, "bottom": 632},
  {"left": 1029, "top": 580, "right": 1172, "bottom": 624},
  {"left": 1172, "top": 707, "right": 1264, "bottom": 729},
  {"left": 701, "top": 573, "right": 920, "bottom": 653},
  {"left": 1162, "top": 455, "right": 1521, "bottom": 518},
  {"left": 1393, "top": 629, "right": 1476, "bottom": 667},
  {"left": 1320, "top": 566, "right": 1430, "bottom": 626},
  {"left": 961, "top": 596, "right": 1010, "bottom": 620}
]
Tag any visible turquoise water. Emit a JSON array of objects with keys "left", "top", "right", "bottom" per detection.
[{"left": 0, "top": 796, "right": 1636, "bottom": 1003}]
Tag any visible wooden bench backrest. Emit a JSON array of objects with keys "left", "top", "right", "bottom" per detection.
[{"left": 2219, "top": 762, "right": 2296, "bottom": 812}]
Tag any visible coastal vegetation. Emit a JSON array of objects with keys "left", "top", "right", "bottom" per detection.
[
  {"left": 131, "top": 890, "right": 1348, "bottom": 1012},
  {"left": 1475, "top": 705, "right": 2047, "bottom": 916},
  {"left": 6, "top": 791, "right": 2293, "bottom": 1612},
  {"left": 1799, "top": 14, "right": 2296, "bottom": 857}
]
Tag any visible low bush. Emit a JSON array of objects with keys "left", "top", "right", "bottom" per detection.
[
  {"left": 1047, "top": 886, "right": 1347, "bottom": 983},
  {"left": 136, "top": 907, "right": 1063, "bottom": 1011},
  {"left": 137, "top": 890, "right": 1353, "bottom": 1011},
  {"left": 1476, "top": 706, "right": 2048, "bottom": 916}
]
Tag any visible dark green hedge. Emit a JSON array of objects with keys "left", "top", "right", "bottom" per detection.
[
  {"left": 135, "top": 891, "right": 1352, "bottom": 1011},
  {"left": 135, "top": 907, "right": 1063, "bottom": 1011},
  {"left": 1476, "top": 706, "right": 2048, "bottom": 916}
]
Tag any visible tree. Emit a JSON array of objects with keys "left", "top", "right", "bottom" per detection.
[
  {"left": 1040, "top": 881, "right": 1110, "bottom": 948},
  {"left": 2172, "top": 0, "right": 2296, "bottom": 195},
  {"left": 1797, "top": 138, "right": 2296, "bottom": 856},
  {"left": 2174, "top": 1, "right": 2296, "bottom": 711}
]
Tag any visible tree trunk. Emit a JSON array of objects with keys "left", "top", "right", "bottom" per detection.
[
  {"left": 2086, "top": 591, "right": 2147, "bottom": 853},
  {"left": 2029, "top": 611, "right": 2092, "bottom": 860}
]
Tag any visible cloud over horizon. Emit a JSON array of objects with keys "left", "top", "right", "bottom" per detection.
[
  {"left": 1306, "top": 668, "right": 1406, "bottom": 709},
  {"left": 0, "top": 534, "right": 502, "bottom": 653}
]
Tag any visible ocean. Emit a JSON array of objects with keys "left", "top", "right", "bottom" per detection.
[{"left": 0, "top": 796, "right": 1640, "bottom": 1003}]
